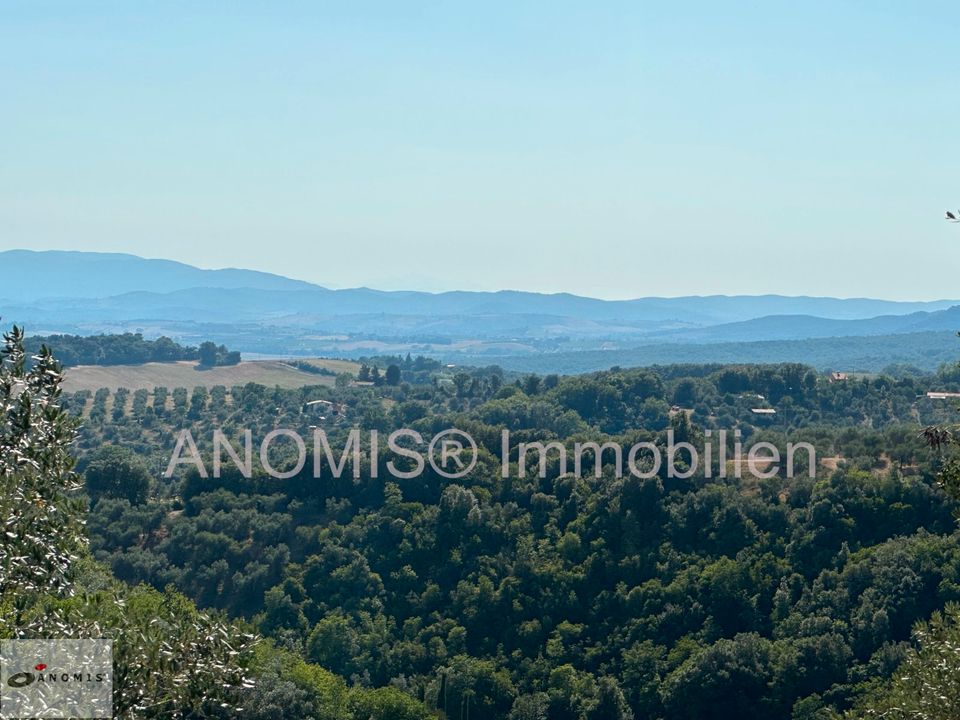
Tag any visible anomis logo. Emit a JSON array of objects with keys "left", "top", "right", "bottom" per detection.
[
  {"left": 7, "top": 660, "right": 107, "bottom": 688},
  {"left": 1, "top": 639, "right": 114, "bottom": 718}
]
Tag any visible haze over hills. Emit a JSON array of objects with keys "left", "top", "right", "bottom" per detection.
[
  {"left": 2, "top": 249, "right": 959, "bottom": 372},
  {"left": 0, "top": 249, "right": 317, "bottom": 299},
  {"left": 4, "top": 249, "right": 957, "bottom": 318}
]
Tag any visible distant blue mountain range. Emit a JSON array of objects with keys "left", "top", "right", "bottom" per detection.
[{"left": 2, "top": 249, "right": 958, "bottom": 372}]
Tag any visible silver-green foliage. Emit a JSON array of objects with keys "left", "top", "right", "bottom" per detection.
[
  {"left": 0, "top": 325, "right": 85, "bottom": 601},
  {"left": 0, "top": 325, "right": 256, "bottom": 718},
  {"left": 852, "top": 604, "right": 960, "bottom": 720}
]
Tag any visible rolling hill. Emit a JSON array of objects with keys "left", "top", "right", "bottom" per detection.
[{"left": 0, "top": 249, "right": 317, "bottom": 301}]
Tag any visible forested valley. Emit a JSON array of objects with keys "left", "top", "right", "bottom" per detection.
[{"left": 32, "top": 338, "right": 960, "bottom": 718}]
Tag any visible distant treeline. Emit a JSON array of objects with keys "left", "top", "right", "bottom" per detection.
[
  {"left": 25, "top": 333, "right": 240, "bottom": 367},
  {"left": 286, "top": 359, "right": 337, "bottom": 376},
  {"left": 472, "top": 330, "right": 960, "bottom": 375}
]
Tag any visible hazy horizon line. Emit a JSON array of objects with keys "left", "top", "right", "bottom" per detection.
[{"left": 3, "top": 247, "right": 957, "bottom": 305}]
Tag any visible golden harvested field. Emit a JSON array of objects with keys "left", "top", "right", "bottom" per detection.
[{"left": 62, "top": 359, "right": 359, "bottom": 392}]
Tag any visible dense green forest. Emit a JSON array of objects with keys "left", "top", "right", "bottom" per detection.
[
  {"left": 45, "top": 342, "right": 960, "bottom": 718},
  {"left": 1, "top": 327, "right": 439, "bottom": 719}
]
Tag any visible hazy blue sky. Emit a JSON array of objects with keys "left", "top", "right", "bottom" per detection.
[{"left": 2, "top": 1, "right": 958, "bottom": 300}]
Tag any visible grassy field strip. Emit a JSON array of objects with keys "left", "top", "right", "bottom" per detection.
[{"left": 62, "top": 359, "right": 358, "bottom": 392}]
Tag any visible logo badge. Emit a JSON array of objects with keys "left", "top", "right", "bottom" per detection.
[{"left": 0, "top": 640, "right": 113, "bottom": 718}]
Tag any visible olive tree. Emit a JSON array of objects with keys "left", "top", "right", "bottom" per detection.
[{"left": 1, "top": 325, "right": 256, "bottom": 718}]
